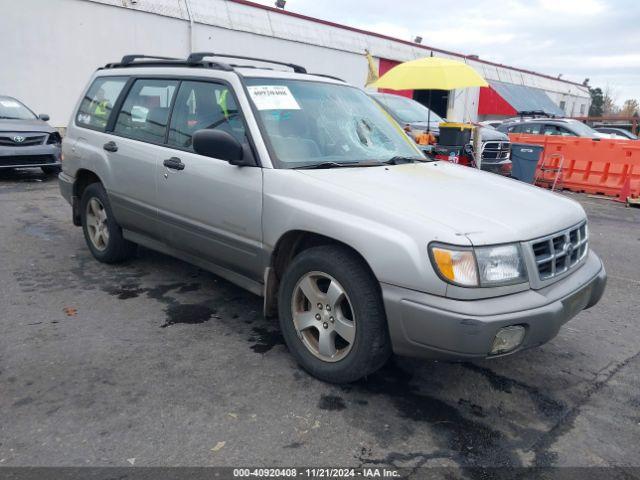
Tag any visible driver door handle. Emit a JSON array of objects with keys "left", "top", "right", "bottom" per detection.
[
  {"left": 103, "top": 141, "right": 118, "bottom": 152},
  {"left": 163, "top": 157, "right": 185, "bottom": 171}
]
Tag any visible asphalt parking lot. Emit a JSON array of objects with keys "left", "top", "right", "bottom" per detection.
[{"left": 1, "top": 168, "right": 639, "bottom": 470}]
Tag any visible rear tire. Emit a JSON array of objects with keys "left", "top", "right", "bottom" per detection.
[
  {"left": 41, "top": 165, "right": 62, "bottom": 175},
  {"left": 80, "top": 182, "right": 136, "bottom": 263},
  {"left": 278, "top": 245, "right": 391, "bottom": 383}
]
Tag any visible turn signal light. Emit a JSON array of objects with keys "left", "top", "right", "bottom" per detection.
[{"left": 431, "top": 247, "right": 478, "bottom": 287}]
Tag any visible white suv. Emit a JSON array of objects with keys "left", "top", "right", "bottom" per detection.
[{"left": 59, "top": 54, "right": 606, "bottom": 383}]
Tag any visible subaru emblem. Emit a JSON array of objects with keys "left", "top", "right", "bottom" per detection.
[{"left": 13, "top": 135, "right": 25, "bottom": 143}]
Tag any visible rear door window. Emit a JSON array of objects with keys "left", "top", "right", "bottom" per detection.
[
  {"left": 520, "top": 123, "right": 542, "bottom": 134},
  {"left": 113, "top": 79, "right": 178, "bottom": 144},
  {"left": 543, "top": 124, "right": 577, "bottom": 136},
  {"left": 76, "top": 77, "right": 127, "bottom": 131}
]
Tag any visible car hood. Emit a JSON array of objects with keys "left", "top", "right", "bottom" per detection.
[
  {"left": 409, "top": 124, "right": 509, "bottom": 141},
  {"left": 297, "top": 161, "right": 585, "bottom": 245},
  {"left": 408, "top": 121, "right": 440, "bottom": 133},
  {"left": 478, "top": 127, "right": 509, "bottom": 141},
  {"left": 0, "top": 118, "right": 55, "bottom": 133}
]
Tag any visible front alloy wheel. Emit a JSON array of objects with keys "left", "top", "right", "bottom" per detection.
[
  {"left": 278, "top": 245, "right": 391, "bottom": 383},
  {"left": 291, "top": 271, "right": 356, "bottom": 362}
]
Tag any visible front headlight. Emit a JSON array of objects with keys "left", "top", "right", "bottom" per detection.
[
  {"left": 47, "top": 132, "right": 62, "bottom": 145},
  {"left": 475, "top": 244, "right": 527, "bottom": 286},
  {"left": 430, "top": 243, "right": 527, "bottom": 287}
]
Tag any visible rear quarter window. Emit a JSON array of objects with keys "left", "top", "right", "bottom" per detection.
[{"left": 76, "top": 77, "right": 127, "bottom": 131}]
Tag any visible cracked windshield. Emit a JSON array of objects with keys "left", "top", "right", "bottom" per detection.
[{"left": 245, "top": 78, "right": 422, "bottom": 167}]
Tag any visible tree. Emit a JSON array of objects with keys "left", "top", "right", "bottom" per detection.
[
  {"left": 602, "top": 86, "right": 619, "bottom": 115},
  {"left": 589, "top": 87, "right": 604, "bottom": 116},
  {"left": 621, "top": 99, "right": 639, "bottom": 117}
]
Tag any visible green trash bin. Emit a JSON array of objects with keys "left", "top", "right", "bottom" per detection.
[{"left": 511, "top": 143, "right": 544, "bottom": 184}]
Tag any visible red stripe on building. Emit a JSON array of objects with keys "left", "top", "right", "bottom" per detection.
[
  {"left": 478, "top": 86, "right": 517, "bottom": 116},
  {"left": 378, "top": 58, "right": 413, "bottom": 99}
]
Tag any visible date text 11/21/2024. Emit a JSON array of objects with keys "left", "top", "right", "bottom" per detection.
[{"left": 232, "top": 468, "right": 401, "bottom": 477}]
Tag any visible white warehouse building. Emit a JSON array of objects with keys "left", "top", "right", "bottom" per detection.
[{"left": 1, "top": 0, "right": 592, "bottom": 128}]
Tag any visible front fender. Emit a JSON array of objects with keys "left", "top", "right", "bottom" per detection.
[{"left": 262, "top": 170, "right": 464, "bottom": 295}]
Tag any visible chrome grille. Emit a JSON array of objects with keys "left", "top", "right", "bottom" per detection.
[
  {"left": 481, "top": 141, "right": 511, "bottom": 161},
  {"left": 0, "top": 134, "right": 46, "bottom": 147},
  {"left": 530, "top": 223, "right": 588, "bottom": 280}
]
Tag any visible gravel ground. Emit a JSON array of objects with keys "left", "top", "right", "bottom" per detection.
[{"left": 0, "top": 168, "right": 638, "bottom": 472}]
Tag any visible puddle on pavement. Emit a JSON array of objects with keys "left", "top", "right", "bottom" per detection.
[
  {"left": 249, "top": 325, "right": 284, "bottom": 353},
  {"left": 160, "top": 304, "right": 217, "bottom": 328},
  {"left": 346, "top": 361, "right": 522, "bottom": 469},
  {"left": 318, "top": 394, "right": 347, "bottom": 411}
]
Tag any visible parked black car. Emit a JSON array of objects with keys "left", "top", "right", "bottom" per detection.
[{"left": 0, "top": 96, "right": 61, "bottom": 174}]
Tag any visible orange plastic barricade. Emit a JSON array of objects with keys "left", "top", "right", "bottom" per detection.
[{"left": 509, "top": 134, "right": 640, "bottom": 198}]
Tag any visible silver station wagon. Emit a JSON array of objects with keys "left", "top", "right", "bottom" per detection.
[{"left": 59, "top": 53, "right": 606, "bottom": 383}]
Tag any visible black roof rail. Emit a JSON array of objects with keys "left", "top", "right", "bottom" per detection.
[
  {"left": 187, "top": 52, "right": 307, "bottom": 74},
  {"left": 102, "top": 55, "right": 234, "bottom": 72},
  {"left": 308, "top": 73, "right": 345, "bottom": 82},
  {"left": 120, "top": 54, "right": 180, "bottom": 65},
  {"left": 517, "top": 110, "right": 554, "bottom": 119}
]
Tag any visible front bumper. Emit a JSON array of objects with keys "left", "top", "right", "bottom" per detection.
[
  {"left": 481, "top": 159, "right": 512, "bottom": 176},
  {"left": 383, "top": 250, "right": 606, "bottom": 360},
  {"left": 0, "top": 144, "right": 61, "bottom": 168}
]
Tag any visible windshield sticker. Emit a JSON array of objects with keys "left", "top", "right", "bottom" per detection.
[
  {"left": 0, "top": 100, "right": 21, "bottom": 108},
  {"left": 247, "top": 86, "right": 300, "bottom": 111}
]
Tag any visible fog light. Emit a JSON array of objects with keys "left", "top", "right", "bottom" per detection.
[{"left": 491, "top": 326, "right": 525, "bottom": 355}]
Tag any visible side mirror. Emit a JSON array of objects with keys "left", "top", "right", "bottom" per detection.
[
  {"left": 192, "top": 129, "right": 251, "bottom": 166},
  {"left": 39, "top": 114, "right": 50, "bottom": 122}
]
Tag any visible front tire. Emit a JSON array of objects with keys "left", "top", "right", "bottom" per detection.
[
  {"left": 278, "top": 245, "right": 391, "bottom": 383},
  {"left": 80, "top": 183, "right": 136, "bottom": 263}
]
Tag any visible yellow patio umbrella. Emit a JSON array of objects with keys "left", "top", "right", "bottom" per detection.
[
  {"left": 369, "top": 56, "right": 488, "bottom": 90},
  {"left": 369, "top": 56, "right": 488, "bottom": 133}
]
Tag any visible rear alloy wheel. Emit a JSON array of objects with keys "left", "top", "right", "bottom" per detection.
[
  {"left": 278, "top": 245, "right": 391, "bottom": 383},
  {"left": 85, "top": 197, "right": 110, "bottom": 251},
  {"left": 80, "top": 183, "right": 136, "bottom": 263}
]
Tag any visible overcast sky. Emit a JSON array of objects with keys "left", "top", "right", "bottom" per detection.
[{"left": 251, "top": 0, "right": 640, "bottom": 103}]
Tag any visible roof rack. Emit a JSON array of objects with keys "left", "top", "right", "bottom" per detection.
[
  {"left": 517, "top": 110, "right": 555, "bottom": 119},
  {"left": 102, "top": 54, "right": 234, "bottom": 71},
  {"left": 187, "top": 52, "right": 307, "bottom": 74},
  {"left": 102, "top": 53, "right": 316, "bottom": 77}
]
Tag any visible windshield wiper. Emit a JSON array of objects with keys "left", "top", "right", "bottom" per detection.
[
  {"left": 0, "top": 116, "right": 22, "bottom": 120},
  {"left": 294, "top": 161, "right": 384, "bottom": 170},
  {"left": 294, "top": 161, "right": 354, "bottom": 170},
  {"left": 294, "top": 157, "right": 427, "bottom": 170},
  {"left": 383, "top": 156, "right": 427, "bottom": 165}
]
